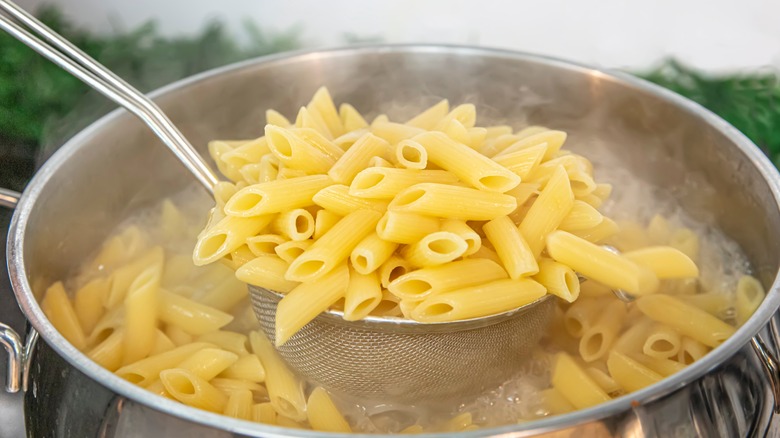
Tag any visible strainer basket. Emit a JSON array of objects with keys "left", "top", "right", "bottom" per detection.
[{"left": 249, "top": 285, "right": 556, "bottom": 403}]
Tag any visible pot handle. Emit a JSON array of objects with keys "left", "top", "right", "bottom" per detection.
[
  {"left": 1, "top": 187, "right": 38, "bottom": 393},
  {"left": 751, "top": 313, "right": 780, "bottom": 414}
]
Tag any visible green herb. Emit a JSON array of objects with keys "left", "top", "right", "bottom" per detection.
[{"left": 639, "top": 59, "right": 780, "bottom": 165}]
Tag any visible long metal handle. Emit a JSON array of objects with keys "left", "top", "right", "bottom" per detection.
[
  {"left": 0, "top": 188, "right": 20, "bottom": 209},
  {"left": 0, "top": 323, "right": 22, "bottom": 393},
  {"left": 0, "top": 0, "right": 219, "bottom": 193}
]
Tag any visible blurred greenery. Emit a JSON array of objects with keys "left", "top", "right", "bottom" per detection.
[
  {"left": 640, "top": 59, "right": 780, "bottom": 166},
  {"left": 1, "top": 6, "right": 779, "bottom": 192}
]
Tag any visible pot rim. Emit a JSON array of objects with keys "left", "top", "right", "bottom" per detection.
[{"left": 8, "top": 43, "right": 780, "bottom": 437}]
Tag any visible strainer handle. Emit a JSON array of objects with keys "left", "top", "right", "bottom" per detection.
[
  {"left": 0, "top": 0, "right": 219, "bottom": 193},
  {"left": 0, "top": 188, "right": 39, "bottom": 393}
]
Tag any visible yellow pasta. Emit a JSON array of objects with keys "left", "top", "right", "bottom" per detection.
[
  {"left": 236, "top": 256, "right": 300, "bottom": 293},
  {"left": 642, "top": 323, "right": 682, "bottom": 359},
  {"left": 73, "top": 278, "right": 108, "bottom": 335},
  {"left": 277, "top": 264, "right": 350, "bottom": 344},
  {"left": 106, "top": 246, "right": 165, "bottom": 308},
  {"left": 158, "top": 290, "right": 234, "bottom": 335},
  {"left": 266, "top": 108, "right": 290, "bottom": 127},
  {"left": 440, "top": 220, "right": 481, "bottom": 256},
  {"left": 245, "top": 234, "right": 286, "bottom": 257},
  {"left": 286, "top": 209, "right": 382, "bottom": 282},
  {"left": 405, "top": 99, "right": 449, "bottom": 129},
  {"left": 546, "top": 230, "right": 659, "bottom": 296},
  {"left": 400, "top": 231, "right": 468, "bottom": 267},
  {"left": 492, "top": 143, "right": 547, "bottom": 179},
  {"left": 677, "top": 337, "right": 709, "bottom": 364},
  {"left": 394, "top": 139, "right": 428, "bottom": 170},
  {"left": 371, "top": 120, "right": 425, "bottom": 145},
  {"left": 313, "top": 209, "right": 342, "bottom": 239},
  {"left": 115, "top": 342, "right": 213, "bottom": 386},
  {"left": 495, "top": 129, "right": 567, "bottom": 160},
  {"left": 519, "top": 166, "right": 574, "bottom": 257},
  {"left": 123, "top": 262, "right": 161, "bottom": 364},
  {"left": 350, "top": 232, "right": 399, "bottom": 275},
  {"left": 388, "top": 258, "right": 507, "bottom": 300},
  {"left": 413, "top": 131, "right": 520, "bottom": 193},
  {"left": 307, "top": 387, "right": 352, "bottom": 433},
  {"left": 224, "top": 389, "right": 253, "bottom": 420},
  {"left": 249, "top": 331, "right": 307, "bottom": 421},
  {"left": 350, "top": 168, "right": 458, "bottom": 199},
  {"left": 540, "top": 388, "right": 576, "bottom": 415},
  {"left": 328, "top": 133, "right": 390, "bottom": 184},
  {"left": 42, "top": 282, "right": 87, "bottom": 351},
  {"left": 607, "top": 351, "right": 663, "bottom": 392},
  {"left": 312, "top": 184, "right": 389, "bottom": 216},
  {"left": 197, "top": 331, "right": 249, "bottom": 356},
  {"left": 559, "top": 200, "right": 604, "bottom": 232},
  {"left": 629, "top": 353, "right": 687, "bottom": 377},
  {"left": 533, "top": 259, "right": 580, "bottom": 303},
  {"left": 251, "top": 402, "right": 278, "bottom": 425},
  {"left": 635, "top": 295, "right": 735, "bottom": 347},
  {"left": 389, "top": 183, "right": 516, "bottom": 220},
  {"left": 379, "top": 255, "right": 415, "bottom": 288},
  {"left": 343, "top": 268, "right": 382, "bottom": 321},
  {"left": 160, "top": 369, "right": 228, "bottom": 413},
  {"left": 266, "top": 125, "right": 339, "bottom": 172},
  {"left": 736, "top": 275, "right": 765, "bottom": 326},
  {"left": 376, "top": 211, "right": 440, "bottom": 244},
  {"left": 339, "top": 103, "right": 368, "bottom": 132},
  {"left": 578, "top": 299, "right": 626, "bottom": 362},
  {"left": 307, "top": 86, "right": 345, "bottom": 138},
  {"left": 412, "top": 278, "right": 546, "bottom": 322},
  {"left": 223, "top": 175, "right": 331, "bottom": 217},
  {"left": 220, "top": 354, "right": 266, "bottom": 382},
  {"left": 274, "top": 240, "right": 313, "bottom": 264},
  {"left": 271, "top": 208, "right": 315, "bottom": 241},
  {"left": 87, "top": 329, "right": 124, "bottom": 371},
  {"left": 193, "top": 215, "right": 273, "bottom": 265},
  {"left": 481, "top": 215, "right": 536, "bottom": 278},
  {"left": 551, "top": 352, "right": 610, "bottom": 409},
  {"left": 623, "top": 246, "right": 699, "bottom": 279}
]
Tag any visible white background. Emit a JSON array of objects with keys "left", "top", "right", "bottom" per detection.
[{"left": 16, "top": 0, "right": 780, "bottom": 71}]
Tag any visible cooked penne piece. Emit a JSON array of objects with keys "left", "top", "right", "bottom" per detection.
[
  {"left": 411, "top": 278, "right": 546, "bottom": 322},
  {"left": 307, "top": 86, "right": 345, "bottom": 138},
  {"left": 276, "top": 264, "right": 350, "bottom": 344},
  {"left": 494, "top": 129, "right": 567, "bottom": 160},
  {"left": 339, "top": 103, "right": 368, "bottom": 132},
  {"left": 274, "top": 240, "right": 313, "bottom": 264},
  {"left": 540, "top": 388, "right": 576, "bottom": 415},
  {"left": 350, "top": 168, "right": 458, "bottom": 199},
  {"left": 158, "top": 290, "right": 234, "bottom": 335},
  {"left": 379, "top": 255, "right": 415, "bottom": 288},
  {"left": 533, "top": 259, "right": 580, "bottom": 303},
  {"left": 106, "top": 246, "right": 165, "bottom": 309},
  {"left": 677, "top": 337, "right": 709, "bottom": 364},
  {"left": 559, "top": 200, "right": 604, "bottom": 232},
  {"left": 245, "top": 234, "right": 286, "bottom": 257},
  {"left": 405, "top": 99, "right": 449, "bottom": 129},
  {"left": 635, "top": 295, "right": 735, "bottom": 347},
  {"left": 484, "top": 215, "right": 538, "bottom": 278},
  {"left": 307, "top": 387, "right": 352, "bottom": 433},
  {"left": 249, "top": 331, "right": 307, "bottom": 421},
  {"left": 641, "top": 323, "right": 682, "bottom": 359},
  {"left": 224, "top": 175, "right": 331, "bottom": 217},
  {"left": 413, "top": 131, "right": 520, "bottom": 193},
  {"left": 160, "top": 369, "right": 228, "bottom": 413},
  {"left": 622, "top": 247, "right": 699, "bottom": 279},
  {"left": 328, "top": 133, "right": 390, "bottom": 184},
  {"left": 313, "top": 209, "right": 342, "bottom": 239},
  {"left": 388, "top": 258, "right": 507, "bottom": 300},
  {"left": 87, "top": 329, "right": 124, "bottom": 371},
  {"left": 492, "top": 143, "right": 547, "bottom": 180},
  {"left": 389, "top": 183, "right": 517, "bottom": 221},
  {"left": 312, "top": 184, "right": 389, "bottom": 216},
  {"left": 546, "top": 230, "right": 659, "bottom": 296},
  {"left": 114, "top": 342, "right": 213, "bottom": 386},
  {"left": 74, "top": 278, "right": 108, "bottom": 335},
  {"left": 123, "top": 262, "right": 162, "bottom": 364},
  {"left": 519, "top": 166, "right": 574, "bottom": 257},
  {"left": 677, "top": 292, "right": 732, "bottom": 317},
  {"left": 350, "top": 232, "right": 399, "bottom": 275},
  {"left": 439, "top": 220, "right": 481, "bottom": 256},
  {"left": 193, "top": 215, "right": 273, "bottom": 265},
  {"left": 401, "top": 231, "right": 468, "bottom": 267},
  {"left": 271, "top": 209, "right": 315, "bottom": 241},
  {"left": 395, "top": 139, "right": 428, "bottom": 169},
  {"left": 42, "top": 282, "right": 87, "bottom": 351},
  {"left": 606, "top": 351, "right": 662, "bottom": 392},
  {"left": 736, "top": 275, "right": 765, "bottom": 326},
  {"left": 551, "top": 352, "right": 610, "bottom": 409},
  {"left": 236, "top": 256, "right": 300, "bottom": 293},
  {"left": 223, "top": 389, "right": 253, "bottom": 420},
  {"left": 251, "top": 402, "right": 278, "bottom": 425},
  {"left": 628, "top": 353, "right": 687, "bottom": 377},
  {"left": 343, "top": 269, "right": 382, "bottom": 321},
  {"left": 376, "top": 211, "right": 440, "bottom": 244},
  {"left": 579, "top": 299, "right": 626, "bottom": 362},
  {"left": 286, "top": 210, "right": 382, "bottom": 282},
  {"left": 586, "top": 366, "right": 621, "bottom": 395},
  {"left": 219, "top": 354, "right": 266, "bottom": 382}
]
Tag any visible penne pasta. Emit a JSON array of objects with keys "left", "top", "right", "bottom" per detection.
[
  {"left": 236, "top": 256, "right": 300, "bottom": 293},
  {"left": 519, "top": 166, "right": 574, "bottom": 257},
  {"left": 307, "top": 387, "right": 352, "bottom": 433},
  {"left": 636, "top": 295, "right": 735, "bottom": 347},
  {"left": 388, "top": 258, "right": 507, "bottom": 300},
  {"left": 389, "top": 183, "right": 517, "bottom": 221},
  {"left": 350, "top": 232, "right": 399, "bottom": 275},
  {"left": 249, "top": 331, "right": 307, "bottom": 421},
  {"left": 400, "top": 231, "right": 468, "bottom": 267},
  {"left": 483, "top": 215, "right": 538, "bottom": 279},
  {"left": 350, "top": 168, "right": 458, "bottom": 199},
  {"left": 312, "top": 184, "right": 389, "bottom": 216}
]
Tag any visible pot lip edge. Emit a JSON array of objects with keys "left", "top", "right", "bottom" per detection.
[{"left": 7, "top": 43, "right": 780, "bottom": 437}]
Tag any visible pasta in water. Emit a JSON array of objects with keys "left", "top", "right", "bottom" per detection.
[{"left": 40, "top": 88, "right": 764, "bottom": 433}]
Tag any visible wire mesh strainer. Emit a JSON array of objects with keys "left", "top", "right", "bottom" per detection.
[{"left": 249, "top": 285, "right": 556, "bottom": 403}]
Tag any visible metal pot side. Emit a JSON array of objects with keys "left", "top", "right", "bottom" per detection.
[{"left": 5, "top": 45, "right": 780, "bottom": 437}]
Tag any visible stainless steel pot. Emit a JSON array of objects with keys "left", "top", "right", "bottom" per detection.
[{"left": 2, "top": 45, "right": 780, "bottom": 437}]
